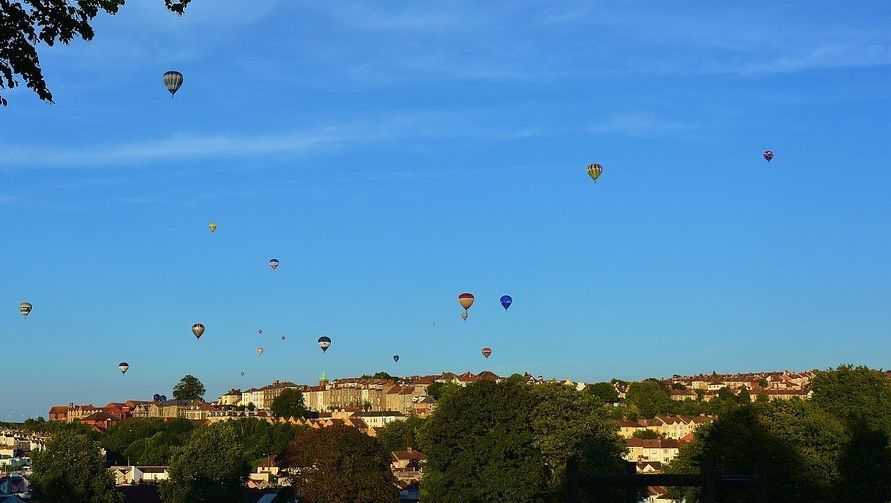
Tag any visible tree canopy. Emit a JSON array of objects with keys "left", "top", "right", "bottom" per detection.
[
  {"left": 666, "top": 375, "right": 891, "bottom": 502},
  {"left": 280, "top": 425, "right": 399, "bottom": 503},
  {"left": 269, "top": 388, "right": 309, "bottom": 419},
  {"left": 375, "top": 416, "right": 425, "bottom": 453},
  {"left": 0, "top": 0, "right": 191, "bottom": 106},
  {"left": 418, "top": 379, "right": 625, "bottom": 502},
  {"left": 30, "top": 430, "right": 122, "bottom": 503},
  {"left": 159, "top": 423, "right": 250, "bottom": 503},
  {"left": 588, "top": 381, "right": 619, "bottom": 404},
  {"left": 172, "top": 374, "right": 206, "bottom": 400},
  {"left": 101, "top": 418, "right": 195, "bottom": 466}
]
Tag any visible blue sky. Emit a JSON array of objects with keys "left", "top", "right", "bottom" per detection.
[{"left": 2, "top": 1, "right": 891, "bottom": 420}]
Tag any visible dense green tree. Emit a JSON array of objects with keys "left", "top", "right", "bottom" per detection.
[
  {"left": 419, "top": 379, "right": 625, "bottom": 502},
  {"left": 425, "top": 381, "right": 447, "bottom": 400},
  {"left": 666, "top": 401, "right": 848, "bottom": 502},
  {"left": 588, "top": 382, "right": 619, "bottom": 404},
  {"left": 172, "top": 374, "right": 206, "bottom": 400},
  {"left": 631, "top": 429, "right": 662, "bottom": 439},
  {"left": 375, "top": 416, "right": 425, "bottom": 453},
  {"left": 736, "top": 387, "right": 751, "bottom": 404},
  {"left": 361, "top": 372, "right": 395, "bottom": 379},
  {"left": 217, "top": 419, "right": 301, "bottom": 466},
  {"left": 670, "top": 382, "right": 687, "bottom": 390},
  {"left": 160, "top": 424, "right": 250, "bottom": 503},
  {"left": 834, "top": 425, "right": 891, "bottom": 501},
  {"left": 0, "top": 0, "right": 191, "bottom": 106},
  {"left": 758, "top": 378, "right": 769, "bottom": 388},
  {"left": 811, "top": 365, "right": 891, "bottom": 434},
  {"left": 756, "top": 391, "right": 769, "bottom": 403},
  {"left": 280, "top": 425, "right": 399, "bottom": 503},
  {"left": 419, "top": 379, "right": 546, "bottom": 502},
  {"left": 269, "top": 389, "right": 308, "bottom": 419},
  {"left": 625, "top": 379, "right": 672, "bottom": 418},
  {"left": 20, "top": 416, "right": 97, "bottom": 438},
  {"left": 101, "top": 418, "right": 195, "bottom": 465},
  {"left": 30, "top": 430, "right": 122, "bottom": 503},
  {"left": 529, "top": 384, "right": 626, "bottom": 500}
]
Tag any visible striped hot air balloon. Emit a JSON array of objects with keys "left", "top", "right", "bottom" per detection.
[
  {"left": 458, "top": 293, "right": 475, "bottom": 310},
  {"left": 163, "top": 71, "right": 183, "bottom": 97},
  {"left": 269, "top": 259, "right": 280, "bottom": 270},
  {"left": 318, "top": 336, "right": 331, "bottom": 352},
  {"left": 119, "top": 362, "right": 129, "bottom": 375},
  {"left": 192, "top": 323, "right": 205, "bottom": 340},
  {"left": 18, "top": 302, "right": 32, "bottom": 318},
  {"left": 587, "top": 163, "right": 603, "bottom": 182},
  {"left": 482, "top": 347, "right": 492, "bottom": 359}
]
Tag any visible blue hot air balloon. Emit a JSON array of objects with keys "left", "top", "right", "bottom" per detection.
[
  {"left": 153, "top": 394, "right": 161, "bottom": 402},
  {"left": 393, "top": 355, "right": 400, "bottom": 363},
  {"left": 500, "top": 295, "right": 513, "bottom": 310},
  {"left": 318, "top": 336, "right": 332, "bottom": 352}
]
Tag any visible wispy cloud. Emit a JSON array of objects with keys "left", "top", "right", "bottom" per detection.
[
  {"left": 0, "top": 112, "right": 548, "bottom": 169},
  {"left": 589, "top": 113, "right": 697, "bottom": 138}
]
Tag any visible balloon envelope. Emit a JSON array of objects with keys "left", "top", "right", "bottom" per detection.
[
  {"left": 258, "top": 328, "right": 263, "bottom": 335},
  {"left": 393, "top": 355, "right": 400, "bottom": 363},
  {"left": 458, "top": 293, "right": 475, "bottom": 310},
  {"left": 763, "top": 150, "right": 773, "bottom": 162},
  {"left": 257, "top": 347, "right": 264, "bottom": 356},
  {"left": 281, "top": 336, "right": 286, "bottom": 341},
  {"left": 500, "top": 295, "right": 512, "bottom": 310},
  {"left": 153, "top": 394, "right": 161, "bottom": 402},
  {"left": 318, "top": 336, "right": 332, "bottom": 352},
  {"left": 18, "top": 302, "right": 32, "bottom": 318},
  {"left": 482, "top": 347, "right": 492, "bottom": 358},
  {"left": 587, "top": 163, "right": 603, "bottom": 182},
  {"left": 118, "top": 362, "right": 129, "bottom": 374},
  {"left": 269, "top": 259, "right": 279, "bottom": 270},
  {"left": 208, "top": 222, "right": 217, "bottom": 233},
  {"left": 163, "top": 71, "right": 183, "bottom": 96},
  {"left": 192, "top": 323, "right": 205, "bottom": 339},
  {"left": 460, "top": 311, "right": 468, "bottom": 321}
]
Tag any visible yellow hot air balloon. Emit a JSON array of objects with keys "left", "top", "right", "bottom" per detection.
[
  {"left": 208, "top": 222, "right": 218, "bottom": 233},
  {"left": 18, "top": 302, "right": 32, "bottom": 318},
  {"left": 192, "top": 323, "right": 205, "bottom": 340},
  {"left": 587, "top": 163, "right": 603, "bottom": 182}
]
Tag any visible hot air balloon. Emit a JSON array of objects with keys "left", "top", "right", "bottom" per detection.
[
  {"left": 269, "top": 259, "right": 280, "bottom": 270},
  {"left": 587, "top": 163, "right": 603, "bottom": 182},
  {"left": 257, "top": 347, "right": 264, "bottom": 356},
  {"left": 458, "top": 293, "right": 475, "bottom": 310},
  {"left": 281, "top": 336, "right": 286, "bottom": 341},
  {"left": 240, "top": 371, "right": 245, "bottom": 376},
  {"left": 763, "top": 150, "right": 773, "bottom": 162},
  {"left": 208, "top": 222, "right": 217, "bottom": 233},
  {"left": 119, "top": 362, "right": 129, "bottom": 375},
  {"left": 460, "top": 311, "right": 468, "bottom": 321},
  {"left": 318, "top": 336, "right": 331, "bottom": 352},
  {"left": 18, "top": 302, "right": 32, "bottom": 318},
  {"left": 482, "top": 347, "right": 492, "bottom": 359},
  {"left": 393, "top": 355, "right": 400, "bottom": 363},
  {"left": 192, "top": 323, "right": 205, "bottom": 340},
  {"left": 163, "top": 71, "right": 183, "bottom": 97},
  {"left": 500, "top": 295, "right": 512, "bottom": 310},
  {"left": 153, "top": 393, "right": 161, "bottom": 402},
  {"left": 258, "top": 328, "right": 263, "bottom": 335},
  {"left": 160, "top": 395, "right": 167, "bottom": 401}
]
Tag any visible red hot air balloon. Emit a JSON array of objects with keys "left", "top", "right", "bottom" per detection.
[
  {"left": 481, "top": 347, "right": 492, "bottom": 359},
  {"left": 763, "top": 150, "right": 774, "bottom": 162}
]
